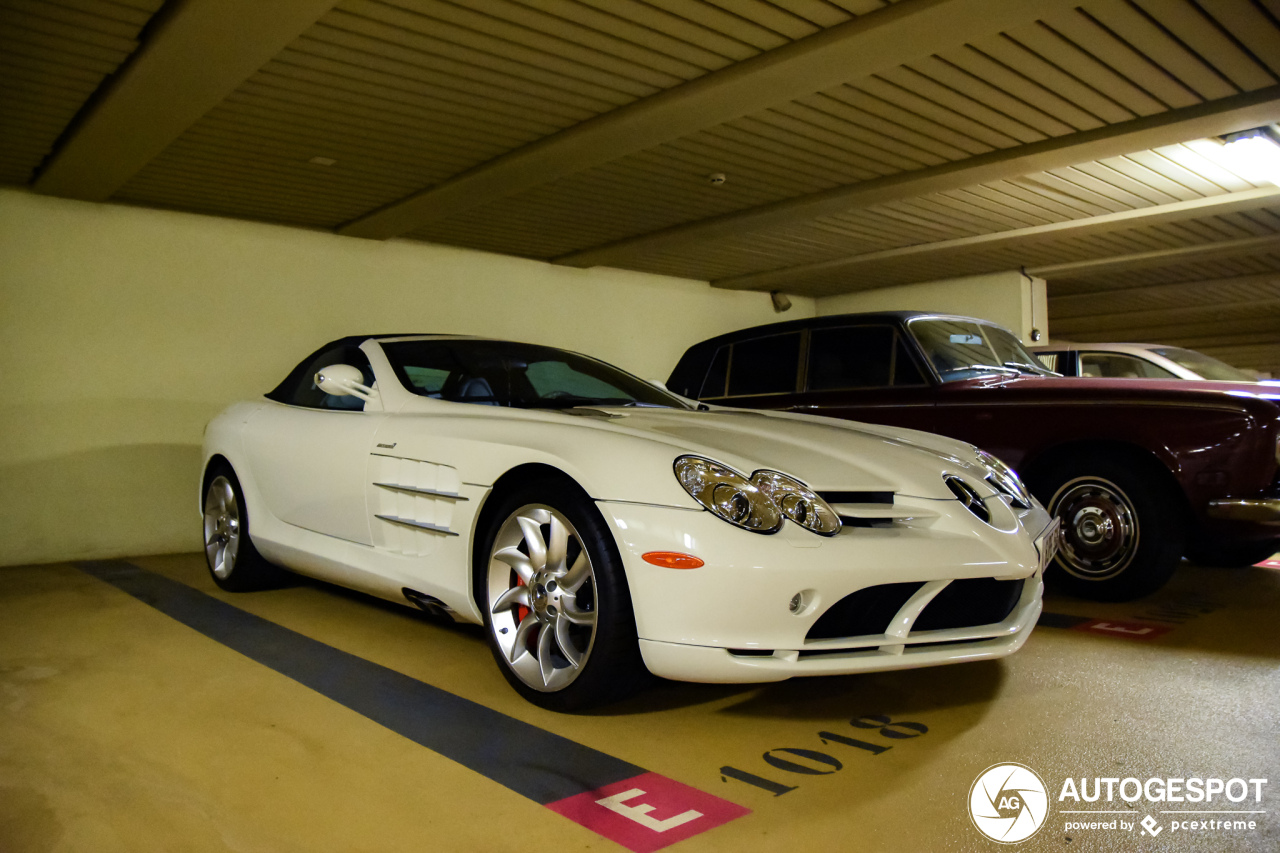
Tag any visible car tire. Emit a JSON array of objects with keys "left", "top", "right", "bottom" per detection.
[
  {"left": 1186, "top": 539, "right": 1279, "bottom": 569},
  {"left": 1029, "top": 453, "right": 1184, "bottom": 601},
  {"left": 202, "top": 465, "right": 283, "bottom": 592},
  {"left": 476, "top": 482, "right": 647, "bottom": 712}
]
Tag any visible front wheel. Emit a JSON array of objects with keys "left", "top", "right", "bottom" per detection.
[
  {"left": 477, "top": 483, "right": 646, "bottom": 711},
  {"left": 1030, "top": 454, "right": 1184, "bottom": 601}
]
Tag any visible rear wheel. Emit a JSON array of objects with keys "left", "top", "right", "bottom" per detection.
[
  {"left": 1030, "top": 453, "right": 1184, "bottom": 601},
  {"left": 477, "top": 483, "right": 646, "bottom": 711},
  {"left": 202, "top": 466, "right": 282, "bottom": 591}
]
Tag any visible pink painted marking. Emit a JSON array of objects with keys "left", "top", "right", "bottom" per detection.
[
  {"left": 1073, "top": 618, "right": 1172, "bottom": 641},
  {"left": 546, "top": 771, "right": 750, "bottom": 853}
]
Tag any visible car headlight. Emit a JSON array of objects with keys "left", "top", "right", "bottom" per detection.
[
  {"left": 976, "top": 449, "right": 1032, "bottom": 509},
  {"left": 751, "top": 470, "right": 842, "bottom": 536},
  {"left": 674, "top": 456, "right": 841, "bottom": 536},
  {"left": 674, "top": 456, "right": 782, "bottom": 533}
]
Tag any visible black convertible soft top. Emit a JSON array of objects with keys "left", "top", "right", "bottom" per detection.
[{"left": 263, "top": 333, "right": 438, "bottom": 402}]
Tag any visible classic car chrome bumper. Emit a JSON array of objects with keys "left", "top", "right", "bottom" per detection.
[{"left": 1206, "top": 499, "right": 1280, "bottom": 525}]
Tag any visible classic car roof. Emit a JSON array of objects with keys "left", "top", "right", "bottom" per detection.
[
  {"left": 1030, "top": 342, "right": 1162, "bottom": 353},
  {"left": 676, "top": 310, "right": 995, "bottom": 353}
]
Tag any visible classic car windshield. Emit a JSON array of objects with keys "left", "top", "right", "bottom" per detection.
[
  {"left": 1149, "top": 347, "right": 1256, "bottom": 382},
  {"left": 907, "top": 318, "right": 1055, "bottom": 382},
  {"left": 381, "top": 339, "right": 690, "bottom": 409}
]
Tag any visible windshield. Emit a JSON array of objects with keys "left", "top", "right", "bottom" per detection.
[
  {"left": 1149, "top": 347, "right": 1257, "bottom": 382},
  {"left": 907, "top": 317, "right": 1056, "bottom": 382},
  {"left": 380, "top": 339, "right": 691, "bottom": 409}
]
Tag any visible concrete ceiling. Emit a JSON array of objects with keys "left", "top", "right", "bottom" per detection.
[{"left": 4, "top": 0, "right": 1280, "bottom": 371}]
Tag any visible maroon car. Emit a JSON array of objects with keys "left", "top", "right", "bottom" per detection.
[{"left": 668, "top": 311, "right": 1280, "bottom": 601}]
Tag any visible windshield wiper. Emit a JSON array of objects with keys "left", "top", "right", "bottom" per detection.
[
  {"left": 524, "top": 395, "right": 607, "bottom": 409},
  {"left": 965, "top": 364, "right": 1021, "bottom": 376},
  {"left": 1002, "top": 361, "right": 1047, "bottom": 375}
]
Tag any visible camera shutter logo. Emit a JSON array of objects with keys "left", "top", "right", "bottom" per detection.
[{"left": 969, "top": 763, "right": 1049, "bottom": 843}]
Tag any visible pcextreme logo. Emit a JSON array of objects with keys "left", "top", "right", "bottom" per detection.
[
  {"left": 969, "top": 763, "right": 1050, "bottom": 843},
  {"left": 968, "top": 763, "right": 1269, "bottom": 844}
]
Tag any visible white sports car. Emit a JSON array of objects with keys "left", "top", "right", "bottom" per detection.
[{"left": 201, "top": 335, "right": 1058, "bottom": 710}]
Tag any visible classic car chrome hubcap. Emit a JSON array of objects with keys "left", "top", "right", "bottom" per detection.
[
  {"left": 1050, "top": 477, "right": 1138, "bottom": 580},
  {"left": 486, "top": 505, "right": 597, "bottom": 692},
  {"left": 203, "top": 476, "right": 241, "bottom": 579}
]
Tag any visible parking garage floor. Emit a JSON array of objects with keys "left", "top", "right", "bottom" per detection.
[{"left": 1, "top": 554, "right": 1276, "bottom": 853}]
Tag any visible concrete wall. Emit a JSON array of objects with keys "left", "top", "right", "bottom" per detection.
[
  {"left": 815, "top": 271, "right": 1049, "bottom": 344},
  {"left": 0, "top": 189, "right": 812, "bottom": 566}
]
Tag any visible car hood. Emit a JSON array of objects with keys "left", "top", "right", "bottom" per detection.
[
  {"left": 554, "top": 405, "right": 992, "bottom": 500},
  {"left": 962, "top": 373, "right": 1280, "bottom": 401}
]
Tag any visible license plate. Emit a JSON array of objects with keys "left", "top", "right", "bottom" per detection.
[{"left": 1036, "top": 517, "right": 1062, "bottom": 568}]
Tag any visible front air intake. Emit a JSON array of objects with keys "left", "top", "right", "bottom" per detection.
[
  {"left": 911, "top": 578, "right": 1024, "bottom": 631},
  {"left": 804, "top": 578, "right": 1025, "bottom": 642},
  {"left": 806, "top": 581, "right": 925, "bottom": 639}
]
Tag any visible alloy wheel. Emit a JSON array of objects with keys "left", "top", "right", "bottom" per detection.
[
  {"left": 485, "top": 505, "right": 597, "bottom": 692},
  {"left": 203, "top": 475, "right": 241, "bottom": 579}
]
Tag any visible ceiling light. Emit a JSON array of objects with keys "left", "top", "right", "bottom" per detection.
[
  {"left": 1220, "top": 126, "right": 1280, "bottom": 187},
  {"left": 308, "top": 156, "right": 337, "bottom": 166}
]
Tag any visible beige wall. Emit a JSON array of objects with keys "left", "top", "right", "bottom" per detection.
[
  {"left": 815, "top": 271, "right": 1049, "bottom": 343},
  {"left": 0, "top": 189, "right": 812, "bottom": 566}
]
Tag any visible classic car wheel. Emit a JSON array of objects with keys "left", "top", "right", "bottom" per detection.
[
  {"left": 1034, "top": 455, "right": 1183, "bottom": 601},
  {"left": 202, "top": 467, "right": 279, "bottom": 592},
  {"left": 479, "top": 484, "right": 645, "bottom": 711}
]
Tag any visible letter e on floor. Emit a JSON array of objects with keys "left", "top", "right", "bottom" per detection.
[
  {"left": 1073, "top": 619, "right": 1172, "bottom": 641},
  {"left": 547, "top": 771, "right": 750, "bottom": 852}
]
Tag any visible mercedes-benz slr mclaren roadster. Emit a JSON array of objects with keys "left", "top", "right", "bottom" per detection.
[{"left": 201, "top": 335, "right": 1060, "bottom": 710}]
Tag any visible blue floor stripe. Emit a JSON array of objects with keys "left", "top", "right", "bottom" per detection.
[{"left": 77, "top": 561, "right": 645, "bottom": 804}]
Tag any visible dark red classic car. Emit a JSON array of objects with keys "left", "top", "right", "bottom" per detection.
[{"left": 668, "top": 311, "right": 1280, "bottom": 601}]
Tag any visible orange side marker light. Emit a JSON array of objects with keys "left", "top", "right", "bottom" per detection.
[{"left": 642, "top": 551, "right": 705, "bottom": 569}]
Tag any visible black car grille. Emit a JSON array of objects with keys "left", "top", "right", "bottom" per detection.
[
  {"left": 805, "top": 578, "right": 1025, "bottom": 641},
  {"left": 806, "top": 582, "right": 923, "bottom": 639},
  {"left": 815, "top": 490, "right": 897, "bottom": 528},
  {"left": 912, "top": 578, "right": 1024, "bottom": 631}
]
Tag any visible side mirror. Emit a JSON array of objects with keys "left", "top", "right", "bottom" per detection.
[{"left": 315, "top": 364, "right": 378, "bottom": 403}]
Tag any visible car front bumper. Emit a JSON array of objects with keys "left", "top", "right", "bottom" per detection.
[
  {"left": 1206, "top": 498, "right": 1280, "bottom": 525},
  {"left": 597, "top": 498, "right": 1055, "bottom": 684}
]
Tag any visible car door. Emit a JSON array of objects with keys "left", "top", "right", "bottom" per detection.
[
  {"left": 1078, "top": 351, "right": 1177, "bottom": 379},
  {"left": 693, "top": 329, "right": 805, "bottom": 411},
  {"left": 242, "top": 343, "right": 386, "bottom": 545},
  {"left": 786, "top": 324, "right": 940, "bottom": 434}
]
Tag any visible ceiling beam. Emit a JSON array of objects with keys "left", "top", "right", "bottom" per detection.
[
  {"left": 709, "top": 186, "right": 1280, "bottom": 291},
  {"left": 1194, "top": 344, "right": 1280, "bottom": 366},
  {"left": 1159, "top": 332, "right": 1280, "bottom": 349},
  {"left": 1052, "top": 298, "right": 1280, "bottom": 334},
  {"left": 1049, "top": 272, "right": 1280, "bottom": 318},
  {"left": 1066, "top": 315, "right": 1280, "bottom": 342},
  {"left": 33, "top": 0, "right": 338, "bottom": 200},
  {"left": 1030, "top": 234, "right": 1280, "bottom": 279},
  {"left": 337, "top": 0, "right": 1071, "bottom": 240},
  {"left": 560, "top": 85, "right": 1280, "bottom": 273}
]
